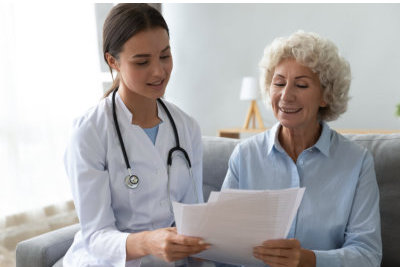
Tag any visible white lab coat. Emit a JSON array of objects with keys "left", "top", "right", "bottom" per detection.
[{"left": 63, "top": 92, "right": 203, "bottom": 267}]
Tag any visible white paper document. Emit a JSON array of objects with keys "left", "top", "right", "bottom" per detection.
[{"left": 172, "top": 187, "right": 305, "bottom": 266}]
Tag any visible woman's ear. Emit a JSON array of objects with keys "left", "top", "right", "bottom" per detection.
[
  {"left": 105, "top": 53, "right": 119, "bottom": 72},
  {"left": 320, "top": 98, "right": 327, "bottom": 108},
  {"left": 319, "top": 88, "right": 328, "bottom": 107}
]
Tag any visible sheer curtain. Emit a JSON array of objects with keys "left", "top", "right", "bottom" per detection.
[{"left": 0, "top": 3, "right": 103, "bottom": 218}]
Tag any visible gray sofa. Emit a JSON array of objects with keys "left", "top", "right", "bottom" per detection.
[{"left": 16, "top": 134, "right": 400, "bottom": 266}]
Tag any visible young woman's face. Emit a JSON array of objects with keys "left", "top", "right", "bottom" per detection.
[
  {"left": 113, "top": 27, "right": 172, "bottom": 100},
  {"left": 270, "top": 58, "right": 326, "bottom": 131}
]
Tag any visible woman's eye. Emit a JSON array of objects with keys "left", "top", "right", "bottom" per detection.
[
  {"left": 273, "top": 83, "right": 285, "bottom": 87},
  {"left": 136, "top": 61, "right": 148, "bottom": 66},
  {"left": 297, "top": 84, "right": 308, "bottom": 88},
  {"left": 160, "top": 55, "right": 170, "bottom": 60}
]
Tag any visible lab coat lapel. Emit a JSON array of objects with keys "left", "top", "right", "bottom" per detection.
[
  {"left": 114, "top": 93, "right": 168, "bottom": 175},
  {"left": 154, "top": 100, "right": 173, "bottom": 175}
]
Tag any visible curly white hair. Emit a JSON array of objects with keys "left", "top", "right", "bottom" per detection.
[{"left": 259, "top": 30, "right": 351, "bottom": 121}]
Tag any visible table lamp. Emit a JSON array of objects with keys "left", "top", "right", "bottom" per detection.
[{"left": 240, "top": 77, "right": 265, "bottom": 129}]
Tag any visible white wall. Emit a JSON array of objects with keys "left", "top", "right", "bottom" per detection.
[{"left": 162, "top": 4, "right": 400, "bottom": 136}]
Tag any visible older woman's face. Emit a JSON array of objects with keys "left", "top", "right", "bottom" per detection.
[{"left": 270, "top": 58, "right": 326, "bottom": 131}]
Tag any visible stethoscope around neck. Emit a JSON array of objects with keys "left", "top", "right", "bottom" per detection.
[{"left": 111, "top": 88, "right": 198, "bottom": 205}]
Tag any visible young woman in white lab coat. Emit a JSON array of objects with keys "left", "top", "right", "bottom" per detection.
[{"left": 63, "top": 4, "right": 208, "bottom": 267}]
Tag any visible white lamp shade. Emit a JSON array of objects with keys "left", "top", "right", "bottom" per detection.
[{"left": 240, "top": 76, "right": 259, "bottom": 100}]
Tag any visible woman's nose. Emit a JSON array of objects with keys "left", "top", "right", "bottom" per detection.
[
  {"left": 281, "top": 83, "right": 295, "bottom": 101},
  {"left": 151, "top": 60, "right": 164, "bottom": 77}
]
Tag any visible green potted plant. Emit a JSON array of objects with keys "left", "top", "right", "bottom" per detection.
[{"left": 396, "top": 103, "right": 400, "bottom": 117}]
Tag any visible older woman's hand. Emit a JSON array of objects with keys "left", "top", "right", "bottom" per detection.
[{"left": 253, "top": 239, "right": 315, "bottom": 267}]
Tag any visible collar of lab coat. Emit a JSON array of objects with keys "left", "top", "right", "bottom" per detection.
[{"left": 115, "top": 91, "right": 166, "bottom": 126}]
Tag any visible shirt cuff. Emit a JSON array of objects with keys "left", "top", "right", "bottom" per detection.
[
  {"left": 112, "top": 232, "right": 133, "bottom": 265},
  {"left": 313, "top": 250, "right": 341, "bottom": 267}
]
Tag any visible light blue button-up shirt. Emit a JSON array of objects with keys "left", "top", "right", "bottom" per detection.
[{"left": 222, "top": 122, "right": 381, "bottom": 267}]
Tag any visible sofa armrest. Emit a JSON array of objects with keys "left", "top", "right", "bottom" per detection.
[{"left": 16, "top": 223, "right": 80, "bottom": 267}]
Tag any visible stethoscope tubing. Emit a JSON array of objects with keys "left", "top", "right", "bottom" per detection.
[
  {"left": 156, "top": 98, "right": 192, "bottom": 168},
  {"left": 112, "top": 89, "right": 133, "bottom": 176}
]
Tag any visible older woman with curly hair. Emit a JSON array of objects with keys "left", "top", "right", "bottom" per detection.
[{"left": 222, "top": 31, "right": 381, "bottom": 267}]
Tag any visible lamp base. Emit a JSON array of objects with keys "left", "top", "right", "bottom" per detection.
[{"left": 243, "top": 100, "right": 265, "bottom": 129}]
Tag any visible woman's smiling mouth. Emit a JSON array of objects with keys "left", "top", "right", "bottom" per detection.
[
  {"left": 147, "top": 79, "right": 164, "bottom": 86},
  {"left": 279, "top": 107, "right": 302, "bottom": 113}
]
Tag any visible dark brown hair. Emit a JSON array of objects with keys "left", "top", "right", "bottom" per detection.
[{"left": 103, "top": 3, "right": 169, "bottom": 97}]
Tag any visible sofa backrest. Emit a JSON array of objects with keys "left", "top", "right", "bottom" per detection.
[
  {"left": 202, "top": 136, "right": 239, "bottom": 201},
  {"left": 202, "top": 134, "right": 400, "bottom": 267}
]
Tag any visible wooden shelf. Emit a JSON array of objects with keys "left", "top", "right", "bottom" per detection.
[{"left": 218, "top": 128, "right": 267, "bottom": 139}]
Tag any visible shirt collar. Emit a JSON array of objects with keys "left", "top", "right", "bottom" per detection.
[
  {"left": 115, "top": 91, "right": 132, "bottom": 124},
  {"left": 114, "top": 91, "right": 165, "bottom": 125},
  {"left": 267, "top": 121, "right": 332, "bottom": 157},
  {"left": 267, "top": 122, "right": 282, "bottom": 155},
  {"left": 313, "top": 121, "right": 331, "bottom": 157},
  {"left": 156, "top": 99, "right": 166, "bottom": 123}
]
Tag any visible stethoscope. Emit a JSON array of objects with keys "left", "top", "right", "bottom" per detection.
[{"left": 112, "top": 88, "right": 198, "bottom": 205}]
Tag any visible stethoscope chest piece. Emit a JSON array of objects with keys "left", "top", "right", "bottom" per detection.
[{"left": 125, "top": 175, "right": 139, "bottom": 189}]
